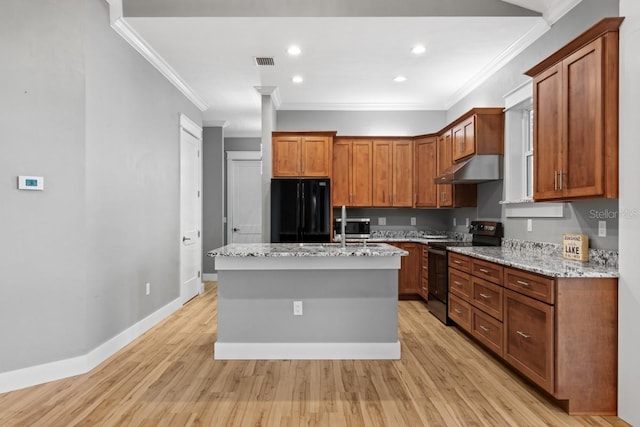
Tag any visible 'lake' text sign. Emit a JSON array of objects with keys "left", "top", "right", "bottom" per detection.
[{"left": 562, "top": 233, "right": 589, "bottom": 262}]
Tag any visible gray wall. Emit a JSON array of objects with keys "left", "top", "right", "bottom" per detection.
[
  {"left": 339, "top": 208, "right": 450, "bottom": 232},
  {"left": 447, "top": 0, "right": 619, "bottom": 249},
  {"left": 225, "top": 137, "right": 261, "bottom": 152},
  {"left": 618, "top": 0, "right": 640, "bottom": 423},
  {"left": 203, "top": 127, "right": 224, "bottom": 274},
  {"left": 0, "top": 0, "right": 88, "bottom": 371},
  {"left": 277, "top": 110, "right": 446, "bottom": 136},
  {"left": 0, "top": 0, "right": 202, "bottom": 373}
]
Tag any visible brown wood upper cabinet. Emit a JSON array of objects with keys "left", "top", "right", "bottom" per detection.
[
  {"left": 450, "top": 108, "right": 504, "bottom": 163},
  {"left": 372, "top": 139, "right": 414, "bottom": 207},
  {"left": 272, "top": 132, "right": 334, "bottom": 177},
  {"left": 525, "top": 17, "right": 623, "bottom": 201},
  {"left": 332, "top": 138, "right": 373, "bottom": 207},
  {"left": 436, "top": 130, "right": 477, "bottom": 208},
  {"left": 414, "top": 136, "right": 437, "bottom": 207}
]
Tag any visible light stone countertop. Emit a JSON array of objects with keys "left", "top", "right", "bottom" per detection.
[
  {"left": 207, "top": 242, "right": 408, "bottom": 258},
  {"left": 448, "top": 246, "right": 619, "bottom": 278}
]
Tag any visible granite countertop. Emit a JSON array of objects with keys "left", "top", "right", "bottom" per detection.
[
  {"left": 207, "top": 242, "right": 408, "bottom": 258},
  {"left": 448, "top": 246, "right": 619, "bottom": 278}
]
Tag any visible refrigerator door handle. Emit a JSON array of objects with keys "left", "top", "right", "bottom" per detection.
[
  {"left": 300, "top": 181, "right": 306, "bottom": 233},
  {"left": 296, "top": 181, "right": 301, "bottom": 239}
]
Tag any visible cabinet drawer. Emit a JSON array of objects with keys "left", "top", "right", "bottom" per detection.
[
  {"left": 449, "top": 253, "right": 472, "bottom": 273},
  {"left": 449, "top": 293, "right": 472, "bottom": 331},
  {"left": 504, "top": 267, "right": 555, "bottom": 304},
  {"left": 471, "top": 276, "right": 504, "bottom": 321},
  {"left": 504, "top": 289, "right": 555, "bottom": 393},
  {"left": 472, "top": 259, "right": 503, "bottom": 285},
  {"left": 471, "top": 308, "right": 503, "bottom": 357},
  {"left": 449, "top": 269, "right": 471, "bottom": 300}
]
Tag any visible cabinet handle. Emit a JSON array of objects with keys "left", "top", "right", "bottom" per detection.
[
  {"left": 454, "top": 308, "right": 462, "bottom": 314},
  {"left": 516, "top": 280, "right": 530, "bottom": 287},
  {"left": 453, "top": 280, "right": 462, "bottom": 287},
  {"left": 414, "top": 193, "right": 417, "bottom": 204},
  {"left": 479, "top": 268, "right": 490, "bottom": 274},
  {"left": 554, "top": 171, "right": 558, "bottom": 191},
  {"left": 479, "top": 325, "right": 490, "bottom": 333},
  {"left": 422, "top": 287, "right": 428, "bottom": 291},
  {"left": 559, "top": 170, "right": 564, "bottom": 190},
  {"left": 479, "top": 293, "right": 490, "bottom": 300},
  {"left": 516, "top": 330, "right": 531, "bottom": 340},
  {"left": 453, "top": 260, "right": 462, "bottom": 265}
]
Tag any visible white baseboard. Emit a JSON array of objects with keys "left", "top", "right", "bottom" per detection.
[
  {"left": 202, "top": 273, "right": 218, "bottom": 281},
  {"left": 0, "top": 297, "right": 182, "bottom": 394},
  {"left": 214, "top": 341, "right": 401, "bottom": 360}
]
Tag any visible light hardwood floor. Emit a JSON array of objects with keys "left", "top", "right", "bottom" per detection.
[{"left": 0, "top": 282, "right": 629, "bottom": 427}]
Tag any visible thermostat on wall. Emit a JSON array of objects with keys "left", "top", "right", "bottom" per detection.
[{"left": 18, "top": 176, "right": 44, "bottom": 191}]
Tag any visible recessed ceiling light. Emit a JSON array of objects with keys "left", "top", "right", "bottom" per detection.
[
  {"left": 411, "top": 45, "right": 426, "bottom": 55},
  {"left": 292, "top": 75, "right": 304, "bottom": 84},
  {"left": 287, "top": 45, "right": 301, "bottom": 56},
  {"left": 394, "top": 75, "right": 407, "bottom": 83}
]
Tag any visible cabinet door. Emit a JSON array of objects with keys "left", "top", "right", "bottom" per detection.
[
  {"left": 415, "top": 137, "right": 437, "bottom": 207},
  {"left": 372, "top": 140, "right": 393, "bottom": 206},
  {"left": 398, "top": 243, "right": 421, "bottom": 295},
  {"left": 273, "top": 136, "right": 301, "bottom": 177},
  {"left": 563, "top": 37, "right": 605, "bottom": 198},
  {"left": 332, "top": 139, "right": 351, "bottom": 206},
  {"left": 437, "top": 131, "right": 453, "bottom": 207},
  {"left": 351, "top": 140, "right": 373, "bottom": 206},
  {"left": 533, "top": 63, "right": 563, "bottom": 200},
  {"left": 301, "top": 136, "right": 331, "bottom": 177},
  {"left": 504, "top": 289, "right": 555, "bottom": 393},
  {"left": 452, "top": 116, "right": 475, "bottom": 162},
  {"left": 392, "top": 139, "right": 414, "bottom": 207}
]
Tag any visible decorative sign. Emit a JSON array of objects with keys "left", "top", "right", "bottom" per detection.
[{"left": 562, "top": 233, "right": 589, "bottom": 262}]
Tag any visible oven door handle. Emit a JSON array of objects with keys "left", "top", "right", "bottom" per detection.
[{"left": 427, "top": 247, "right": 447, "bottom": 257}]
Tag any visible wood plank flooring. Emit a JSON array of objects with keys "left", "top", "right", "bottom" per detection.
[{"left": 0, "top": 282, "right": 629, "bottom": 426}]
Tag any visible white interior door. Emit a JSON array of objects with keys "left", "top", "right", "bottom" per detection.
[
  {"left": 227, "top": 151, "right": 262, "bottom": 243},
  {"left": 180, "top": 114, "right": 203, "bottom": 303}
]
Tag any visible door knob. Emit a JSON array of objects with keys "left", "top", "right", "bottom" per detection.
[
  {"left": 182, "top": 236, "right": 191, "bottom": 242},
  {"left": 233, "top": 227, "right": 240, "bottom": 232}
]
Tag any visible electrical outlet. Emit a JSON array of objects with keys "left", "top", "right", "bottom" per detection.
[
  {"left": 410, "top": 217, "right": 416, "bottom": 226},
  {"left": 465, "top": 218, "right": 470, "bottom": 227},
  {"left": 378, "top": 217, "right": 386, "bottom": 226},
  {"left": 146, "top": 282, "right": 150, "bottom": 295},
  {"left": 293, "top": 300, "right": 303, "bottom": 316},
  {"left": 527, "top": 219, "right": 533, "bottom": 232},
  {"left": 453, "top": 217, "right": 457, "bottom": 227},
  {"left": 599, "top": 220, "right": 607, "bottom": 237}
]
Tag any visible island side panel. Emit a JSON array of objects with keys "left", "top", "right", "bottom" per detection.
[{"left": 216, "top": 269, "right": 398, "bottom": 344}]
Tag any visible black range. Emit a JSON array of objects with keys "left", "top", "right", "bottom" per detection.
[{"left": 427, "top": 221, "right": 503, "bottom": 325}]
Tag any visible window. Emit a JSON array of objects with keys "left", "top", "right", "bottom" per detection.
[{"left": 502, "top": 81, "right": 564, "bottom": 218}]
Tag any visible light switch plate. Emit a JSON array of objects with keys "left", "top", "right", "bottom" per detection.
[
  {"left": 293, "top": 300, "right": 303, "bottom": 316},
  {"left": 410, "top": 217, "right": 416, "bottom": 226},
  {"left": 599, "top": 221, "right": 607, "bottom": 237},
  {"left": 527, "top": 219, "right": 533, "bottom": 232},
  {"left": 453, "top": 218, "right": 457, "bottom": 227},
  {"left": 378, "top": 217, "right": 386, "bottom": 226}
]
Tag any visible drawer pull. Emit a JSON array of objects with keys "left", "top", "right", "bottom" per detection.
[
  {"left": 479, "top": 325, "right": 490, "bottom": 333},
  {"left": 479, "top": 293, "right": 490, "bottom": 300},
  {"left": 516, "top": 280, "right": 530, "bottom": 287},
  {"left": 421, "top": 287, "right": 428, "bottom": 291},
  {"left": 479, "top": 268, "right": 490, "bottom": 274},
  {"left": 453, "top": 260, "right": 462, "bottom": 265},
  {"left": 454, "top": 308, "right": 462, "bottom": 314},
  {"left": 516, "top": 330, "right": 531, "bottom": 340},
  {"left": 454, "top": 281, "right": 463, "bottom": 287}
]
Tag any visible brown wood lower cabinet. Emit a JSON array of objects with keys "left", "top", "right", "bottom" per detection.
[
  {"left": 448, "top": 252, "right": 618, "bottom": 415},
  {"left": 389, "top": 242, "right": 421, "bottom": 297}
]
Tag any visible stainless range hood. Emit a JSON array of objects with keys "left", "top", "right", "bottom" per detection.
[{"left": 434, "top": 155, "right": 503, "bottom": 184}]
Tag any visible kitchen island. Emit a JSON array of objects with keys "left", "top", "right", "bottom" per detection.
[{"left": 207, "top": 242, "right": 407, "bottom": 360}]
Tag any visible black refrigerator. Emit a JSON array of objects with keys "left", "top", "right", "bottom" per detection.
[{"left": 271, "top": 178, "right": 331, "bottom": 243}]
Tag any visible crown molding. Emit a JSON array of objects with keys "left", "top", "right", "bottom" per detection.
[
  {"left": 106, "top": 0, "right": 209, "bottom": 112},
  {"left": 254, "top": 86, "right": 282, "bottom": 108},
  {"left": 278, "top": 102, "right": 443, "bottom": 111},
  {"left": 203, "top": 120, "right": 230, "bottom": 128},
  {"left": 445, "top": 18, "right": 549, "bottom": 110},
  {"left": 544, "top": 0, "right": 583, "bottom": 25}
]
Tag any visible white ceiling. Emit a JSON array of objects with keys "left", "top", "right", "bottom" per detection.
[{"left": 124, "top": 1, "right": 582, "bottom": 137}]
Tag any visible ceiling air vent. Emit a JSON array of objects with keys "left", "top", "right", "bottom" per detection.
[{"left": 254, "top": 57, "right": 275, "bottom": 66}]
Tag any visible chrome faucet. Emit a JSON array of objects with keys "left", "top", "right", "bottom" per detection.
[{"left": 341, "top": 205, "right": 346, "bottom": 248}]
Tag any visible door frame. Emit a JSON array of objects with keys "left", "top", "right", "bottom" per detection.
[
  {"left": 179, "top": 113, "right": 204, "bottom": 301},
  {"left": 226, "top": 151, "right": 262, "bottom": 244}
]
